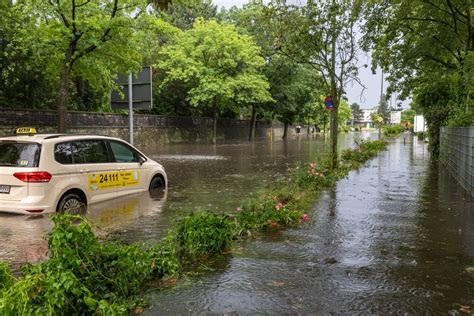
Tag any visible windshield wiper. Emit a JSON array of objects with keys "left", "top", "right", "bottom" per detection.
[{"left": 0, "top": 163, "right": 14, "bottom": 166}]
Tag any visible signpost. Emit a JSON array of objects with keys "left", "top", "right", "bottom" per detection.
[
  {"left": 111, "top": 67, "right": 153, "bottom": 145},
  {"left": 390, "top": 111, "right": 401, "bottom": 125}
]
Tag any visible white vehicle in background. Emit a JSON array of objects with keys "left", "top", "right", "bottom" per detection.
[{"left": 0, "top": 129, "right": 167, "bottom": 215}]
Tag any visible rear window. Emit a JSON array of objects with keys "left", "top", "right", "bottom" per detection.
[{"left": 0, "top": 141, "right": 41, "bottom": 167}]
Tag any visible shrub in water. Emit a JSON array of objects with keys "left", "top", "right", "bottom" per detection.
[
  {"left": 235, "top": 186, "right": 311, "bottom": 235},
  {"left": 384, "top": 124, "right": 405, "bottom": 137},
  {"left": 176, "top": 211, "right": 235, "bottom": 257},
  {"left": 0, "top": 262, "right": 13, "bottom": 295},
  {"left": 0, "top": 215, "right": 180, "bottom": 315}
]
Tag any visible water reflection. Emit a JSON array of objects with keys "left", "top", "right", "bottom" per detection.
[{"left": 0, "top": 189, "right": 167, "bottom": 270}]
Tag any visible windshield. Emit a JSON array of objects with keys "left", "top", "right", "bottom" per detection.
[{"left": 0, "top": 141, "right": 41, "bottom": 167}]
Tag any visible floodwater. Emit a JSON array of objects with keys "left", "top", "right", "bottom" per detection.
[{"left": 1, "top": 132, "right": 473, "bottom": 314}]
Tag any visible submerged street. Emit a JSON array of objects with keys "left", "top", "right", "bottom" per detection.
[
  {"left": 1, "top": 133, "right": 473, "bottom": 313},
  {"left": 147, "top": 134, "right": 474, "bottom": 314}
]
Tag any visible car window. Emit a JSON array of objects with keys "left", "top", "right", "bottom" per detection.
[
  {"left": 54, "top": 142, "right": 73, "bottom": 164},
  {"left": 109, "top": 141, "right": 141, "bottom": 163},
  {"left": 0, "top": 141, "right": 41, "bottom": 167},
  {"left": 72, "top": 140, "right": 110, "bottom": 164}
]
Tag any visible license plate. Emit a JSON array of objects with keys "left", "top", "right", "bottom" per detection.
[{"left": 0, "top": 185, "right": 10, "bottom": 194}]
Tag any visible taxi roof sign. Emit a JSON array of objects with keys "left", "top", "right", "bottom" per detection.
[{"left": 16, "top": 127, "right": 37, "bottom": 135}]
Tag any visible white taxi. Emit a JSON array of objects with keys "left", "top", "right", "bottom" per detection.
[{"left": 0, "top": 129, "right": 167, "bottom": 215}]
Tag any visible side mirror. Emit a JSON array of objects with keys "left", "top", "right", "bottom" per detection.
[{"left": 139, "top": 156, "right": 146, "bottom": 165}]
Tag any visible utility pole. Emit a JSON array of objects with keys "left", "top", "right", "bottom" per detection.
[
  {"left": 128, "top": 73, "right": 134, "bottom": 145},
  {"left": 378, "top": 70, "right": 384, "bottom": 139}
]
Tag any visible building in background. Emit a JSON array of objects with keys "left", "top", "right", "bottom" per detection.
[{"left": 353, "top": 108, "right": 377, "bottom": 129}]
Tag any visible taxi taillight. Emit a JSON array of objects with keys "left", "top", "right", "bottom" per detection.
[{"left": 13, "top": 172, "right": 52, "bottom": 183}]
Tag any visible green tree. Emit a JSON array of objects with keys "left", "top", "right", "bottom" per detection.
[
  {"left": 363, "top": 0, "right": 474, "bottom": 157},
  {"left": 264, "top": 55, "right": 321, "bottom": 138},
  {"left": 377, "top": 94, "right": 390, "bottom": 123},
  {"left": 338, "top": 99, "right": 352, "bottom": 126},
  {"left": 158, "top": 19, "right": 273, "bottom": 143},
  {"left": 350, "top": 102, "right": 363, "bottom": 122},
  {"left": 8, "top": 0, "right": 162, "bottom": 132},
  {"left": 267, "top": 0, "right": 363, "bottom": 167},
  {"left": 161, "top": 0, "right": 218, "bottom": 30},
  {"left": 222, "top": 0, "right": 284, "bottom": 140}
]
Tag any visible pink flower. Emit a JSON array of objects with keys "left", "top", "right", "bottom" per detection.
[
  {"left": 275, "top": 202, "right": 284, "bottom": 211},
  {"left": 301, "top": 214, "right": 310, "bottom": 222},
  {"left": 310, "top": 163, "right": 316, "bottom": 168},
  {"left": 235, "top": 207, "right": 242, "bottom": 212}
]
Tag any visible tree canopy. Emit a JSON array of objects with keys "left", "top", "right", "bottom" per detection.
[
  {"left": 158, "top": 18, "right": 273, "bottom": 142},
  {"left": 363, "top": 0, "right": 474, "bottom": 156}
]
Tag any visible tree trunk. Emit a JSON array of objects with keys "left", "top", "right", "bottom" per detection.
[
  {"left": 282, "top": 122, "right": 288, "bottom": 139},
  {"left": 249, "top": 104, "right": 257, "bottom": 141},
  {"left": 212, "top": 103, "right": 218, "bottom": 144},
  {"left": 75, "top": 77, "right": 85, "bottom": 110},
  {"left": 57, "top": 65, "right": 70, "bottom": 133},
  {"left": 323, "top": 114, "right": 326, "bottom": 135},
  {"left": 329, "top": 26, "right": 339, "bottom": 168},
  {"left": 330, "top": 107, "right": 339, "bottom": 168},
  {"left": 465, "top": 0, "right": 473, "bottom": 110}
]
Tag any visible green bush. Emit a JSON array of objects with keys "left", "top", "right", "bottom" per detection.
[
  {"left": 448, "top": 107, "right": 474, "bottom": 127},
  {"left": 0, "top": 263, "right": 13, "bottom": 292},
  {"left": 0, "top": 215, "right": 179, "bottom": 315},
  {"left": 417, "top": 131, "right": 427, "bottom": 140},
  {"left": 383, "top": 124, "right": 405, "bottom": 137},
  {"left": 176, "top": 211, "right": 235, "bottom": 257},
  {"left": 341, "top": 139, "right": 388, "bottom": 168},
  {"left": 235, "top": 187, "right": 305, "bottom": 234}
]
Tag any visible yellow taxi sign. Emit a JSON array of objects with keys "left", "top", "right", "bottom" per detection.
[{"left": 16, "top": 127, "right": 37, "bottom": 135}]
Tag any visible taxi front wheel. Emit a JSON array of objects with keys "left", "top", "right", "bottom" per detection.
[
  {"left": 149, "top": 176, "right": 165, "bottom": 199},
  {"left": 57, "top": 193, "right": 86, "bottom": 215}
]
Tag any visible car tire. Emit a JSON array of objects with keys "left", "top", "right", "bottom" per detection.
[
  {"left": 149, "top": 176, "right": 165, "bottom": 199},
  {"left": 57, "top": 193, "right": 85, "bottom": 215}
]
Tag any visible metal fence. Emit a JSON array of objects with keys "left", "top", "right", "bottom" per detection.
[{"left": 440, "top": 127, "right": 474, "bottom": 196}]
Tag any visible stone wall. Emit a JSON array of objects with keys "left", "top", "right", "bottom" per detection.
[
  {"left": 0, "top": 108, "right": 310, "bottom": 150},
  {"left": 440, "top": 127, "right": 474, "bottom": 196}
]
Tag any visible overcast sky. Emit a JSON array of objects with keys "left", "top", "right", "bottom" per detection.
[{"left": 212, "top": 0, "right": 409, "bottom": 109}]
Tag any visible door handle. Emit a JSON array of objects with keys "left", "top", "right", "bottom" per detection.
[{"left": 79, "top": 169, "right": 89, "bottom": 173}]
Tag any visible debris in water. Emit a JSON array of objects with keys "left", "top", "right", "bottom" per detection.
[{"left": 323, "top": 257, "right": 338, "bottom": 264}]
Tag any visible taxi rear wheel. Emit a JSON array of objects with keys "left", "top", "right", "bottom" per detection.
[{"left": 57, "top": 193, "right": 85, "bottom": 215}]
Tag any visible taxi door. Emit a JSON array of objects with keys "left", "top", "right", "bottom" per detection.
[
  {"left": 72, "top": 139, "right": 118, "bottom": 204},
  {"left": 107, "top": 140, "right": 147, "bottom": 197}
]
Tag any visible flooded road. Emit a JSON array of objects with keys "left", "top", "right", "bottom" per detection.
[
  {"left": 144, "top": 135, "right": 474, "bottom": 314},
  {"left": 1, "top": 133, "right": 473, "bottom": 313}
]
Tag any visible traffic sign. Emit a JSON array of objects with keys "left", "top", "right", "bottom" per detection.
[
  {"left": 324, "top": 95, "right": 335, "bottom": 111},
  {"left": 111, "top": 67, "right": 153, "bottom": 110}
]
